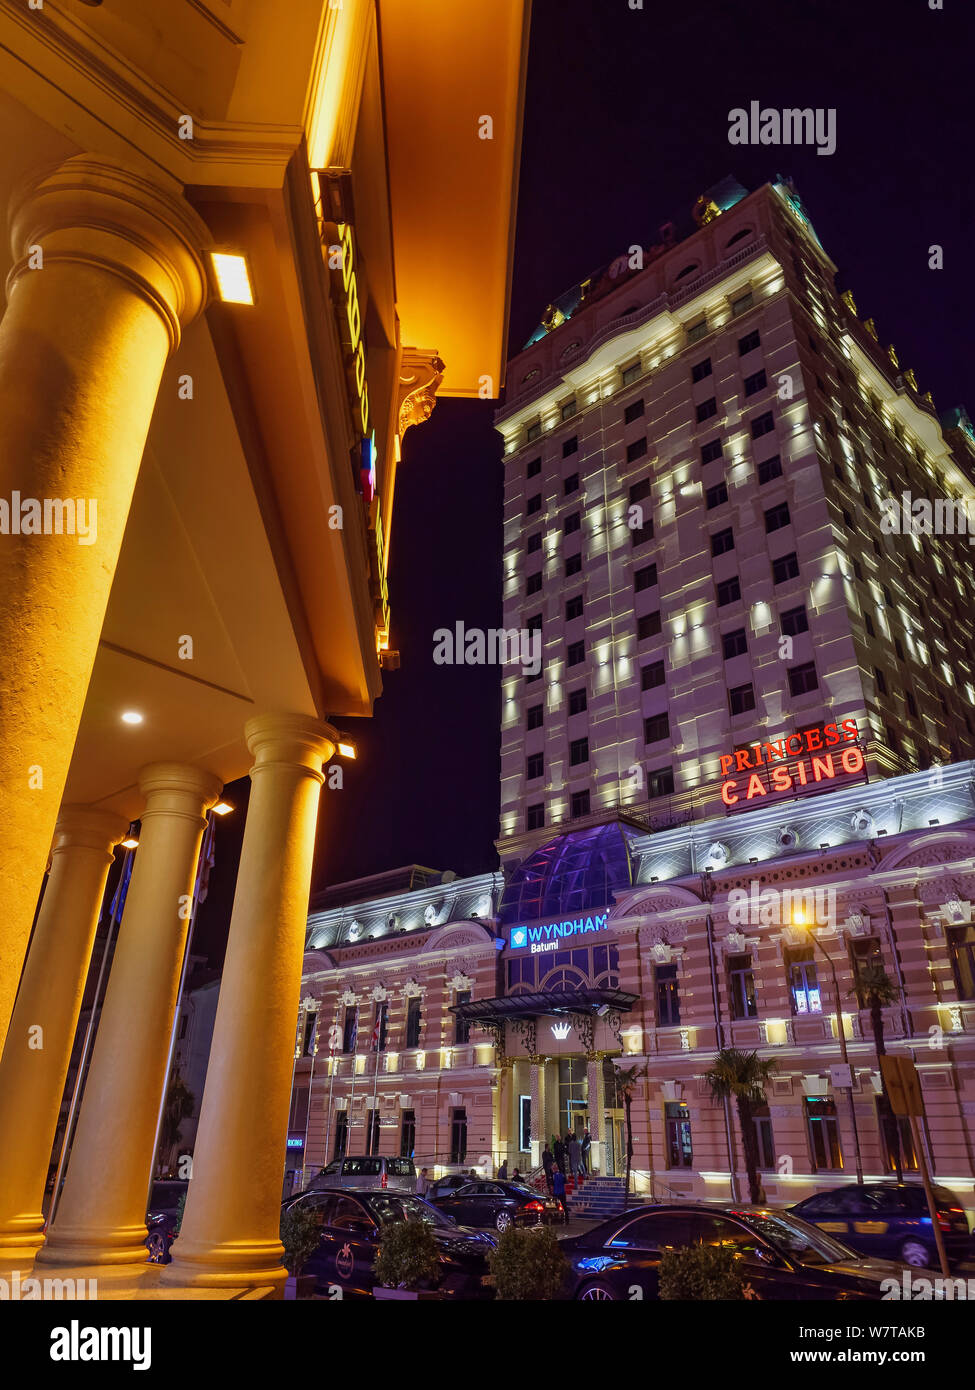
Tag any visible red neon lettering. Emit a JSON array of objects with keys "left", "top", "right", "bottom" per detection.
[
  {"left": 745, "top": 774, "right": 766, "bottom": 800},
  {"left": 811, "top": 754, "right": 835, "bottom": 782},
  {"left": 770, "top": 766, "right": 793, "bottom": 791},
  {"left": 786, "top": 734, "right": 804, "bottom": 755},
  {"left": 795, "top": 758, "right": 808, "bottom": 785},
  {"left": 734, "top": 750, "right": 753, "bottom": 772},
  {"left": 721, "top": 780, "right": 739, "bottom": 805},
  {"left": 841, "top": 747, "right": 865, "bottom": 774},
  {"left": 805, "top": 728, "right": 823, "bottom": 751},
  {"left": 719, "top": 754, "right": 735, "bottom": 776}
]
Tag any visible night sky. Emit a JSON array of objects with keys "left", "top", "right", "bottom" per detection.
[{"left": 193, "top": 0, "right": 973, "bottom": 968}]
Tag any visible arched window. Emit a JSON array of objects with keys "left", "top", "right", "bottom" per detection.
[
  {"left": 725, "top": 227, "right": 753, "bottom": 249},
  {"left": 674, "top": 262, "right": 699, "bottom": 281}
]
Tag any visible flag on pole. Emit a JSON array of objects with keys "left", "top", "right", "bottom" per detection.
[{"left": 195, "top": 815, "right": 217, "bottom": 905}]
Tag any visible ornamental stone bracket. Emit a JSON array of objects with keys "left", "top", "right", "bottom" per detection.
[
  {"left": 337, "top": 988, "right": 358, "bottom": 1007},
  {"left": 402, "top": 978, "right": 426, "bottom": 998},
  {"left": 447, "top": 971, "right": 474, "bottom": 993},
  {"left": 369, "top": 984, "right": 388, "bottom": 1002},
  {"left": 397, "top": 348, "right": 446, "bottom": 437}
]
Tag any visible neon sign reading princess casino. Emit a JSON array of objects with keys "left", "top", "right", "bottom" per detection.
[{"left": 510, "top": 914, "right": 610, "bottom": 954}]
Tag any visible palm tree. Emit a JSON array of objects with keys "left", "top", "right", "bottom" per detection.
[
  {"left": 613, "top": 1064, "right": 647, "bottom": 1210},
  {"left": 851, "top": 962, "right": 902, "bottom": 1179},
  {"left": 703, "top": 1049, "right": 776, "bottom": 1204}
]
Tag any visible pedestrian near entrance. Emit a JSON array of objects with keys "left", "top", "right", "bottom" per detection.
[
  {"left": 581, "top": 1129, "right": 592, "bottom": 1174},
  {"left": 416, "top": 1167, "right": 430, "bottom": 1197},
  {"left": 541, "top": 1144, "right": 554, "bottom": 1194},
  {"left": 553, "top": 1135, "right": 565, "bottom": 1172},
  {"left": 551, "top": 1164, "right": 569, "bottom": 1221},
  {"left": 568, "top": 1134, "right": 582, "bottom": 1179},
  {"left": 498, "top": 1159, "right": 508, "bottom": 1180}
]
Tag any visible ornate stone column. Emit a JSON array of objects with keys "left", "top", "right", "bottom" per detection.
[
  {"left": 163, "top": 714, "right": 335, "bottom": 1291},
  {"left": 0, "top": 156, "right": 210, "bottom": 1055},
  {"left": 586, "top": 1056, "right": 605, "bottom": 1174},
  {"left": 0, "top": 806, "right": 127, "bottom": 1268},
  {"left": 38, "top": 764, "right": 221, "bottom": 1266}
]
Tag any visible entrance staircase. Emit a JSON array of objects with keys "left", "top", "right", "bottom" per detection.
[{"left": 567, "top": 1175, "right": 628, "bottom": 1218}]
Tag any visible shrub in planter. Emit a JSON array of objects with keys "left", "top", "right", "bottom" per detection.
[
  {"left": 487, "top": 1225, "right": 569, "bottom": 1301},
  {"left": 658, "top": 1243, "right": 746, "bottom": 1300},
  {"left": 280, "top": 1205, "right": 322, "bottom": 1300},
  {"left": 373, "top": 1219, "right": 441, "bottom": 1298}
]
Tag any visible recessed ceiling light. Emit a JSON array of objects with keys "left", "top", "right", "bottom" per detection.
[{"left": 121, "top": 711, "right": 143, "bottom": 725}]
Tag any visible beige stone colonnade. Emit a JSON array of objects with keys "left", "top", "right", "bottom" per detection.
[{"left": 0, "top": 154, "right": 210, "bottom": 1056}]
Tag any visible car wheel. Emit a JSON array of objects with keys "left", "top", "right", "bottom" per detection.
[
  {"left": 495, "top": 1211, "right": 513, "bottom": 1233},
  {"left": 146, "top": 1232, "right": 169, "bottom": 1265},
  {"left": 900, "top": 1238, "right": 934, "bottom": 1267},
  {"left": 577, "top": 1280, "right": 617, "bottom": 1301}
]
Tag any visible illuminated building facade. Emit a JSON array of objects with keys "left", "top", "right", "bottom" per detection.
[{"left": 0, "top": 0, "right": 528, "bottom": 1297}]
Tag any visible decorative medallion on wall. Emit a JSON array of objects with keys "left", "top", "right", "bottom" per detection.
[
  {"left": 850, "top": 808, "right": 875, "bottom": 837},
  {"left": 402, "top": 978, "right": 425, "bottom": 998},
  {"left": 706, "top": 841, "right": 731, "bottom": 868},
  {"left": 369, "top": 984, "right": 388, "bottom": 1003},
  {"left": 337, "top": 988, "right": 358, "bottom": 1007},
  {"left": 347, "top": 920, "right": 362, "bottom": 941},
  {"left": 447, "top": 971, "right": 474, "bottom": 994}
]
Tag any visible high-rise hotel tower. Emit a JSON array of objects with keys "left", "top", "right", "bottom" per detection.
[{"left": 494, "top": 178, "right": 975, "bottom": 862}]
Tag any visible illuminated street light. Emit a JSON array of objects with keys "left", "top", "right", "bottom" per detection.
[
  {"left": 211, "top": 801, "right": 234, "bottom": 816},
  {"left": 210, "top": 251, "right": 254, "bottom": 305},
  {"left": 336, "top": 739, "right": 357, "bottom": 760}
]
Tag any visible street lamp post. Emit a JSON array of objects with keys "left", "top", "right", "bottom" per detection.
[{"left": 806, "top": 927, "right": 864, "bottom": 1184}]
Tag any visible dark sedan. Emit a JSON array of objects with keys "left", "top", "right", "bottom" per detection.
[
  {"left": 560, "top": 1203, "right": 913, "bottom": 1300},
  {"left": 286, "top": 1186, "right": 497, "bottom": 1298},
  {"left": 790, "top": 1182, "right": 971, "bottom": 1269},
  {"left": 430, "top": 1180, "right": 562, "bottom": 1232}
]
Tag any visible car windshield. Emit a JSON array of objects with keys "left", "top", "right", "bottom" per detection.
[
  {"left": 365, "top": 1195, "right": 453, "bottom": 1229},
  {"left": 741, "top": 1210, "right": 857, "bottom": 1265}
]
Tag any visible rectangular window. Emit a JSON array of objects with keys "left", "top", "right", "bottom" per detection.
[
  {"left": 526, "top": 456, "right": 541, "bottom": 478},
  {"left": 568, "top": 687, "right": 588, "bottom": 716},
  {"left": 454, "top": 990, "right": 471, "bottom": 1044},
  {"left": 691, "top": 357, "right": 712, "bottom": 383},
  {"left": 561, "top": 399, "right": 577, "bottom": 420},
  {"left": 569, "top": 737, "right": 590, "bottom": 766},
  {"left": 564, "top": 511, "right": 581, "bottom": 535},
  {"left": 728, "top": 954, "right": 758, "bottom": 1020},
  {"left": 744, "top": 369, "right": 767, "bottom": 396},
  {"left": 687, "top": 319, "right": 707, "bottom": 342},
  {"left": 787, "top": 948, "right": 822, "bottom": 1015},
  {"left": 757, "top": 454, "right": 782, "bottom": 485},
  {"left": 630, "top": 520, "right": 654, "bottom": 546},
  {"left": 696, "top": 397, "right": 718, "bottom": 423},
  {"left": 332, "top": 1111, "right": 349, "bottom": 1160},
  {"left": 562, "top": 436, "right": 578, "bottom": 458},
  {"left": 566, "top": 594, "right": 584, "bottom": 621},
  {"left": 738, "top": 329, "right": 761, "bottom": 355},
  {"left": 765, "top": 501, "right": 792, "bottom": 532},
  {"left": 648, "top": 767, "right": 675, "bottom": 798},
  {"left": 722, "top": 628, "right": 748, "bottom": 659},
  {"left": 701, "top": 438, "right": 723, "bottom": 464},
  {"left": 526, "top": 532, "right": 542, "bottom": 554},
  {"left": 628, "top": 478, "right": 651, "bottom": 504},
  {"left": 525, "top": 571, "right": 542, "bottom": 596},
  {"left": 626, "top": 437, "right": 648, "bottom": 463},
  {"left": 366, "top": 1108, "right": 381, "bottom": 1156},
  {"left": 518, "top": 1095, "right": 532, "bottom": 1153},
  {"left": 301, "top": 1011, "right": 317, "bottom": 1057},
  {"left": 526, "top": 802, "right": 545, "bottom": 831},
  {"left": 772, "top": 551, "right": 800, "bottom": 584},
  {"left": 399, "top": 1109, "right": 416, "bottom": 1159},
  {"left": 624, "top": 398, "right": 645, "bottom": 424},
  {"left": 805, "top": 1098, "right": 842, "bottom": 1171},
  {"left": 526, "top": 753, "right": 544, "bottom": 780},
  {"left": 563, "top": 472, "right": 579, "bottom": 495},
  {"left": 781, "top": 604, "right": 809, "bottom": 636},
  {"left": 526, "top": 703, "right": 543, "bottom": 730},
  {"left": 637, "top": 611, "right": 662, "bottom": 640},
  {"left": 525, "top": 612, "right": 542, "bottom": 633},
  {"left": 570, "top": 789, "right": 591, "bottom": 818},
  {"left": 567, "top": 639, "right": 586, "bottom": 666},
  {"left": 874, "top": 666, "right": 888, "bottom": 696},
  {"left": 641, "top": 660, "right": 665, "bottom": 690},
  {"left": 711, "top": 526, "right": 735, "bottom": 556},
  {"left": 665, "top": 1101, "right": 692, "bottom": 1168},
  {"left": 753, "top": 1104, "right": 775, "bottom": 1169},
  {"left": 716, "top": 576, "right": 741, "bottom": 607},
  {"left": 405, "top": 996, "right": 421, "bottom": 1048},
  {"left": 706, "top": 481, "right": 729, "bottom": 510},
  {"left": 373, "top": 1000, "right": 389, "bottom": 1053},
  {"left": 635, "top": 563, "right": 658, "bottom": 592},
  {"left": 728, "top": 683, "right": 756, "bottom": 716},
  {"left": 644, "top": 712, "right": 670, "bottom": 744},
  {"left": 788, "top": 661, "right": 819, "bottom": 695},
  {"left": 949, "top": 925, "right": 975, "bottom": 1000},
  {"left": 526, "top": 421, "right": 541, "bottom": 442},
  {"left": 565, "top": 553, "right": 582, "bottom": 577},
  {"left": 526, "top": 494, "right": 542, "bottom": 516},
  {"left": 621, "top": 360, "right": 642, "bottom": 386},
  {"left": 342, "top": 1006, "right": 358, "bottom": 1054},
  {"left": 450, "top": 1108, "right": 468, "bottom": 1165},
  {"left": 751, "top": 410, "right": 775, "bottom": 439},
  {"left": 732, "top": 292, "right": 754, "bottom": 315},
  {"left": 656, "top": 964, "right": 681, "bottom": 1025}
]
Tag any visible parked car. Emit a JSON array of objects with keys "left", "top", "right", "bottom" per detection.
[
  {"left": 790, "top": 1182, "right": 971, "bottom": 1269},
  {"left": 430, "top": 1180, "right": 562, "bottom": 1232},
  {"left": 559, "top": 1203, "right": 913, "bottom": 1300},
  {"left": 285, "top": 1186, "right": 496, "bottom": 1298},
  {"left": 144, "top": 1179, "right": 188, "bottom": 1264},
  {"left": 307, "top": 1155, "right": 416, "bottom": 1193},
  {"left": 426, "top": 1173, "right": 478, "bottom": 1202}
]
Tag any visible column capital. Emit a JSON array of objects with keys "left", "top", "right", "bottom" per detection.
[
  {"left": 52, "top": 806, "right": 129, "bottom": 858},
  {"left": 137, "top": 763, "right": 224, "bottom": 819},
  {"left": 245, "top": 712, "right": 338, "bottom": 776},
  {"left": 7, "top": 155, "right": 211, "bottom": 353}
]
